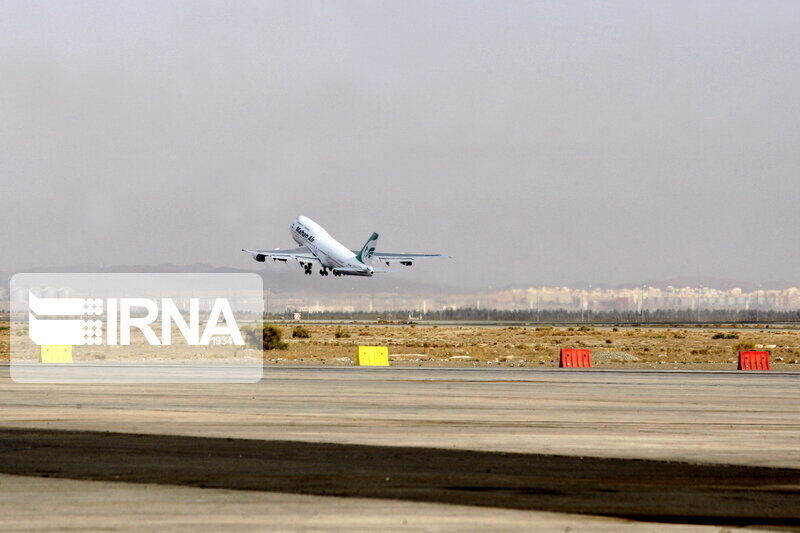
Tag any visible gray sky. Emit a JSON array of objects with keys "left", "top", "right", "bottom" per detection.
[{"left": 2, "top": 1, "right": 799, "bottom": 290}]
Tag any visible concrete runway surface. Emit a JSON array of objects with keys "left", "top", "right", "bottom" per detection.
[
  {"left": 0, "top": 474, "right": 718, "bottom": 532},
  {"left": 1, "top": 366, "right": 799, "bottom": 529}
]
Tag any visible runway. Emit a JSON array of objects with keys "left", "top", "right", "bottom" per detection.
[
  {"left": 3, "top": 366, "right": 799, "bottom": 467},
  {"left": 1, "top": 366, "right": 799, "bottom": 528}
]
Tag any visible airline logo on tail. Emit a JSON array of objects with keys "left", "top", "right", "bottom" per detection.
[{"left": 356, "top": 232, "right": 379, "bottom": 265}]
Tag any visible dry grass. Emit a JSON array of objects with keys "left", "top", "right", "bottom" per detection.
[
  {"left": 2, "top": 321, "right": 799, "bottom": 370},
  {"left": 259, "top": 323, "right": 800, "bottom": 369},
  {"left": 0, "top": 322, "right": 7, "bottom": 362}
]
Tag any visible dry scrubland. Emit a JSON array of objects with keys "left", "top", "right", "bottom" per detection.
[
  {"left": 2, "top": 321, "right": 800, "bottom": 369},
  {"left": 0, "top": 323, "right": 7, "bottom": 363},
  {"left": 266, "top": 323, "right": 800, "bottom": 370}
]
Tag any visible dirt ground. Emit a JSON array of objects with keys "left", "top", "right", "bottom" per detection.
[
  {"left": 264, "top": 322, "right": 800, "bottom": 370},
  {"left": 3, "top": 321, "right": 800, "bottom": 369}
]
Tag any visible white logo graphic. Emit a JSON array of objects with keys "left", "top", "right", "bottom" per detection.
[{"left": 28, "top": 292, "right": 244, "bottom": 346}]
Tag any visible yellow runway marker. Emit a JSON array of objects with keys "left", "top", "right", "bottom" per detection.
[
  {"left": 357, "top": 346, "right": 389, "bottom": 366},
  {"left": 40, "top": 345, "right": 73, "bottom": 364}
]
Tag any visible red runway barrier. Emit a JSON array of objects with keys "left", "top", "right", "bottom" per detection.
[
  {"left": 559, "top": 348, "right": 592, "bottom": 368},
  {"left": 738, "top": 351, "right": 771, "bottom": 371}
]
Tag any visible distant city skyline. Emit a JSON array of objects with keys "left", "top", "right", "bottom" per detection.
[
  {"left": 267, "top": 285, "right": 800, "bottom": 314},
  {"left": 6, "top": 269, "right": 797, "bottom": 313}
]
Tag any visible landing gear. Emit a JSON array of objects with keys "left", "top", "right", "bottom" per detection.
[
  {"left": 319, "top": 268, "right": 329, "bottom": 277},
  {"left": 302, "top": 263, "right": 312, "bottom": 275}
]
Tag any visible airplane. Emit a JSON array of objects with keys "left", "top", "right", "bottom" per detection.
[{"left": 242, "top": 216, "right": 445, "bottom": 277}]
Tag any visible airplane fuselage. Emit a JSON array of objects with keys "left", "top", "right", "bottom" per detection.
[
  {"left": 291, "top": 216, "right": 373, "bottom": 276},
  {"left": 243, "top": 215, "right": 441, "bottom": 276}
]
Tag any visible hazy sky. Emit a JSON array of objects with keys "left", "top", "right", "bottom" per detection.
[{"left": 2, "top": 1, "right": 799, "bottom": 290}]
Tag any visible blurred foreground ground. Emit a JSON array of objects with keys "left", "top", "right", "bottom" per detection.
[{"left": 1, "top": 367, "right": 799, "bottom": 530}]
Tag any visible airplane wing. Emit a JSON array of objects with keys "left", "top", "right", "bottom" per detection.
[
  {"left": 242, "top": 247, "right": 320, "bottom": 264},
  {"left": 369, "top": 252, "right": 447, "bottom": 265}
]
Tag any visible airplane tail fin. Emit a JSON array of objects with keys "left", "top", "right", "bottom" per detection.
[{"left": 356, "top": 232, "right": 379, "bottom": 265}]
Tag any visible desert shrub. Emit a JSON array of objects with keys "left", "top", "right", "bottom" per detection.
[
  {"left": 577, "top": 326, "right": 593, "bottom": 332},
  {"left": 263, "top": 325, "right": 288, "bottom": 349},
  {"left": 712, "top": 332, "right": 739, "bottom": 340},
  {"left": 734, "top": 341, "right": 755, "bottom": 351},
  {"left": 334, "top": 328, "right": 351, "bottom": 339},
  {"left": 292, "top": 325, "right": 310, "bottom": 338},
  {"left": 243, "top": 326, "right": 258, "bottom": 348},
  {"left": 244, "top": 324, "right": 288, "bottom": 350}
]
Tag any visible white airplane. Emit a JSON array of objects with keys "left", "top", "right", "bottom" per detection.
[{"left": 243, "top": 216, "right": 445, "bottom": 277}]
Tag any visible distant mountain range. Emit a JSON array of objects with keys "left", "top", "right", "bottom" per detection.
[
  {"left": 3, "top": 263, "right": 795, "bottom": 294},
  {"left": 2, "top": 262, "right": 460, "bottom": 295}
]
